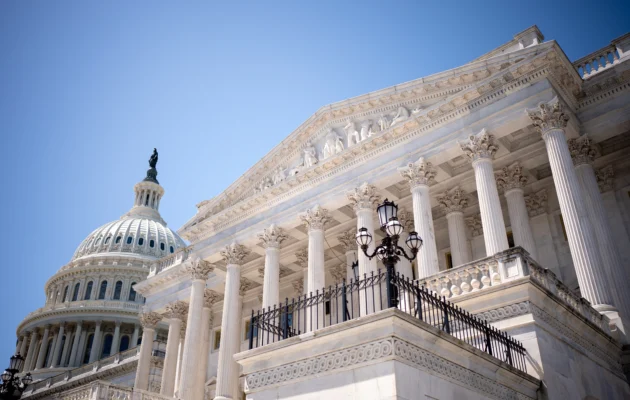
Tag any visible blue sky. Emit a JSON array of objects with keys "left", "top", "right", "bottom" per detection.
[{"left": 0, "top": 0, "right": 627, "bottom": 364}]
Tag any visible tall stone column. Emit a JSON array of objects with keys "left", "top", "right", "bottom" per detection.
[
  {"left": 215, "top": 242, "right": 249, "bottom": 400},
  {"left": 35, "top": 325, "right": 51, "bottom": 370},
  {"left": 24, "top": 329, "right": 39, "bottom": 372},
  {"left": 300, "top": 206, "right": 330, "bottom": 327},
  {"left": 59, "top": 326, "right": 73, "bottom": 367},
  {"left": 337, "top": 229, "right": 358, "bottom": 281},
  {"left": 526, "top": 98, "right": 612, "bottom": 309},
  {"left": 258, "top": 224, "right": 288, "bottom": 309},
  {"left": 50, "top": 323, "right": 65, "bottom": 368},
  {"left": 179, "top": 257, "right": 214, "bottom": 400},
  {"left": 174, "top": 321, "right": 186, "bottom": 398},
  {"left": 496, "top": 163, "right": 537, "bottom": 260},
  {"left": 569, "top": 137, "right": 630, "bottom": 320},
  {"left": 131, "top": 324, "right": 140, "bottom": 349},
  {"left": 68, "top": 322, "right": 83, "bottom": 367},
  {"left": 395, "top": 209, "right": 415, "bottom": 280},
  {"left": 437, "top": 187, "right": 471, "bottom": 267},
  {"left": 134, "top": 312, "right": 162, "bottom": 391},
  {"left": 161, "top": 301, "right": 188, "bottom": 396},
  {"left": 15, "top": 336, "right": 24, "bottom": 356},
  {"left": 88, "top": 321, "right": 103, "bottom": 364},
  {"left": 46, "top": 329, "right": 59, "bottom": 368},
  {"left": 111, "top": 321, "right": 121, "bottom": 356},
  {"left": 196, "top": 290, "right": 218, "bottom": 400},
  {"left": 18, "top": 332, "right": 30, "bottom": 370},
  {"left": 75, "top": 330, "right": 88, "bottom": 366},
  {"left": 399, "top": 157, "right": 440, "bottom": 278},
  {"left": 461, "top": 130, "right": 509, "bottom": 256}
]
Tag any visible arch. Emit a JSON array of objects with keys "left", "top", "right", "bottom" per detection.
[
  {"left": 104, "top": 236, "right": 111, "bottom": 245},
  {"left": 98, "top": 281, "right": 107, "bottom": 300},
  {"left": 83, "top": 334, "right": 94, "bottom": 364},
  {"left": 138, "top": 237, "right": 144, "bottom": 246},
  {"left": 160, "top": 242, "right": 165, "bottom": 251},
  {"left": 115, "top": 236, "right": 122, "bottom": 244},
  {"left": 61, "top": 286, "right": 69, "bottom": 302},
  {"left": 84, "top": 281, "right": 93, "bottom": 300},
  {"left": 126, "top": 236, "right": 133, "bottom": 244},
  {"left": 170, "top": 246, "right": 174, "bottom": 253},
  {"left": 101, "top": 334, "right": 113, "bottom": 358},
  {"left": 113, "top": 281, "right": 123, "bottom": 300},
  {"left": 119, "top": 335, "right": 130, "bottom": 352},
  {"left": 128, "top": 283, "right": 137, "bottom": 302},
  {"left": 149, "top": 239, "right": 155, "bottom": 248},
  {"left": 71, "top": 282, "right": 80, "bottom": 301}
]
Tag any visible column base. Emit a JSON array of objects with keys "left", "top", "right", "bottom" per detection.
[
  {"left": 593, "top": 304, "right": 628, "bottom": 344},
  {"left": 214, "top": 396, "right": 232, "bottom": 400}
]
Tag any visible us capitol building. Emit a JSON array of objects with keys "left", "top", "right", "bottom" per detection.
[{"left": 5, "top": 26, "right": 630, "bottom": 400}]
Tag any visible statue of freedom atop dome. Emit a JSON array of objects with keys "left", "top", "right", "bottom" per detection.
[
  {"left": 144, "top": 148, "right": 160, "bottom": 184},
  {"left": 149, "top": 148, "right": 159, "bottom": 168}
]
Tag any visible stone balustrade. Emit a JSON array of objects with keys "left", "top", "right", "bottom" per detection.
[
  {"left": 573, "top": 44, "right": 620, "bottom": 78},
  {"left": 418, "top": 247, "right": 612, "bottom": 335},
  {"left": 148, "top": 246, "right": 192, "bottom": 277},
  {"left": 22, "top": 300, "right": 142, "bottom": 322}
]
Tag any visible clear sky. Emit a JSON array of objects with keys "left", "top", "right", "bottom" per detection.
[{"left": 0, "top": 0, "right": 627, "bottom": 365}]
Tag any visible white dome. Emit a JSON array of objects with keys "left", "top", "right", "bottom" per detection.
[{"left": 72, "top": 216, "right": 186, "bottom": 261}]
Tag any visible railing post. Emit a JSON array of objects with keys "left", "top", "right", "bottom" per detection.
[
  {"left": 341, "top": 279, "right": 348, "bottom": 322},
  {"left": 484, "top": 322, "right": 493, "bottom": 356},
  {"left": 442, "top": 298, "right": 451, "bottom": 334},
  {"left": 282, "top": 298, "right": 290, "bottom": 340},
  {"left": 248, "top": 310, "right": 255, "bottom": 350},
  {"left": 415, "top": 284, "right": 423, "bottom": 321},
  {"left": 385, "top": 264, "right": 394, "bottom": 308}
]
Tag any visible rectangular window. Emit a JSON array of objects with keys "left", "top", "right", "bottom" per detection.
[
  {"left": 213, "top": 329, "right": 221, "bottom": 351},
  {"left": 507, "top": 231, "right": 515, "bottom": 248},
  {"left": 325, "top": 300, "right": 331, "bottom": 315},
  {"left": 445, "top": 252, "right": 453, "bottom": 270}
]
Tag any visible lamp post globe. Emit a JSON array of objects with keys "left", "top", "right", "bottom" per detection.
[{"left": 0, "top": 354, "right": 31, "bottom": 400}]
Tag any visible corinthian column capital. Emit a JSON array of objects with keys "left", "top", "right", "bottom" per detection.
[
  {"left": 257, "top": 224, "right": 288, "bottom": 249},
  {"left": 460, "top": 129, "right": 498, "bottom": 162},
  {"left": 495, "top": 163, "right": 528, "bottom": 192},
  {"left": 186, "top": 257, "right": 214, "bottom": 281},
  {"left": 347, "top": 182, "right": 381, "bottom": 212},
  {"left": 239, "top": 278, "right": 254, "bottom": 296},
  {"left": 203, "top": 289, "right": 220, "bottom": 308},
  {"left": 139, "top": 312, "right": 162, "bottom": 329},
  {"left": 524, "top": 189, "right": 548, "bottom": 217},
  {"left": 525, "top": 96, "right": 569, "bottom": 136},
  {"left": 330, "top": 264, "right": 346, "bottom": 282},
  {"left": 398, "top": 157, "right": 436, "bottom": 188},
  {"left": 295, "top": 248, "right": 308, "bottom": 269},
  {"left": 336, "top": 230, "right": 356, "bottom": 252},
  {"left": 596, "top": 165, "right": 614, "bottom": 193},
  {"left": 397, "top": 207, "right": 414, "bottom": 232},
  {"left": 165, "top": 301, "right": 188, "bottom": 321},
  {"left": 465, "top": 214, "right": 483, "bottom": 237},
  {"left": 300, "top": 205, "right": 330, "bottom": 231},
  {"left": 436, "top": 186, "right": 469, "bottom": 214},
  {"left": 567, "top": 136, "right": 600, "bottom": 166},
  {"left": 221, "top": 242, "right": 250, "bottom": 265},
  {"left": 292, "top": 278, "right": 304, "bottom": 297}
]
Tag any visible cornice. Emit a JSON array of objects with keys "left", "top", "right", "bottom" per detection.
[{"left": 181, "top": 44, "right": 565, "bottom": 242}]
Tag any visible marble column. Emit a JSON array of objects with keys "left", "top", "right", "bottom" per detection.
[
  {"left": 347, "top": 183, "right": 380, "bottom": 282},
  {"left": 215, "top": 242, "right": 249, "bottom": 400},
  {"left": 111, "top": 321, "right": 121, "bottom": 356},
  {"left": 18, "top": 333, "right": 29, "bottom": 370},
  {"left": 496, "top": 163, "right": 538, "bottom": 260},
  {"left": 174, "top": 321, "right": 186, "bottom": 398},
  {"left": 15, "top": 336, "right": 23, "bottom": 356},
  {"left": 570, "top": 137, "right": 630, "bottom": 320},
  {"left": 461, "top": 129, "right": 509, "bottom": 256},
  {"left": 47, "top": 329, "right": 59, "bottom": 368},
  {"left": 131, "top": 324, "right": 140, "bottom": 349},
  {"left": 75, "top": 330, "right": 88, "bottom": 366},
  {"left": 161, "top": 301, "right": 189, "bottom": 397},
  {"left": 300, "top": 205, "right": 330, "bottom": 327},
  {"left": 88, "top": 321, "right": 102, "bottom": 364},
  {"left": 196, "top": 290, "right": 218, "bottom": 400},
  {"left": 68, "top": 322, "right": 83, "bottom": 367},
  {"left": 437, "top": 187, "right": 472, "bottom": 266},
  {"left": 399, "top": 157, "right": 440, "bottom": 278},
  {"left": 50, "top": 323, "right": 65, "bottom": 368},
  {"left": 337, "top": 229, "right": 358, "bottom": 281},
  {"left": 396, "top": 209, "right": 415, "bottom": 280},
  {"left": 526, "top": 98, "right": 612, "bottom": 309},
  {"left": 180, "top": 257, "right": 214, "bottom": 400},
  {"left": 59, "top": 326, "right": 73, "bottom": 367},
  {"left": 35, "top": 325, "right": 51, "bottom": 370},
  {"left": 24, "top": 330, "right": 40, "bottom": 371},
  {"left": 134, "top": 312, "right": 162, "bottom": 391},
  {"left": 258, "top": 224, "right": 288, "bottom": 309}
]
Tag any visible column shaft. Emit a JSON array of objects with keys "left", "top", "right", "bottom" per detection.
[
  {"left": 262, "top": 247, "right": 280, "bottom": 309},
  {"left": 179, "top": 280, "right": 206, "bottom": 399},
  {"left": 111, "top": 323, "right": 121, "bottom": 356},
  {"left": 195, "top": 307, "right": 212, "bottom": 400},
  {"left": 35, "top": 326, "right": 51, "bottom": 370},
  {"left": 59, "top": 328, "right": 73, "bottom": 367},
  {"left": 131, "top": 325, "right": 140, "bottom": 349},
  {"left": 446, "top": 212, "right": 471, "bottom": 266},
  {"left": 543, "top": 129, "right": 611, "bottom": 306},
  {"left": 134, "top": 327, "right": 155, "bottom": 390},
  {"left": 24, "top": 331, "right": 39, "bottom": 371},
  {"left": 215, "top": 264, "right": 242, "bottom": 399},
  {"left": 411, "top": 185, "right": 439, "bottom": 278},
  {"left": 161, "top": 319, "right": 182, "bottom": 396},
  {"left": 472, "top": 159, "right": 509, "bottom": 255},
  {"left": 18, "top": 335, "right": 29, "bottom": 368},
  {"left": 88, "top": 322, "right": 102, "bottom": 364},
  {"left": 50, "top": 324, "right": 65, "bottom": 368},
  {"left": 505, "top": 188, "right": 537, "bottom": 260},
  {"left": 307, "top": 228, "right": 326, "bottom": 326},
  {"left": 68, "top": 322, "right": 83, "bottom": 367},
  {"left": 75, "top": 331, "right": 88, "bottom": 366}
]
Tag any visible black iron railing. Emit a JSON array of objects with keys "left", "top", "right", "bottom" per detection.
[{"left": 248, "top": 269, "right": 527, "bottom": 373}]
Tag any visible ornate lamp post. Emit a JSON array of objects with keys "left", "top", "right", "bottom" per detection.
[
  {"left": 355, "top": 199, "right": 423, "bottom": 307},
  {"left": 0, "top": 354, "right": 32, "bottom": 399}
]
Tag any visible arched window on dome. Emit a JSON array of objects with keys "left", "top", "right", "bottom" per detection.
[
  {"left": 101, "top": 334, "right": 113, "bottom": 358},
  {"left": 62, "top": 286, "right": 69, "bottom": 302},
  {"left": 104, "top": 236, "right": 111, "bottom": 245},
  {"left": 160, "top": 242, "right": 165, "bottom": 251},
  {"left": 149, "top": 240, "right": 155, "bottom": 248},
  {"left": 170, "top": 246, "right": 174, "bottom": 253},
  {"left": 95, "top": 237, "right": 101, "bottom": 245},
  {"left": 98, "top": 281, "right": 107, "bottom": 300},
  {"left": 72, "top": 282, "right": 80, "bottom": 301},
  {"left": 83, "top": 334, "right": 94, "bottom": 364},
  {"left": 119, "top": 335, "right": 130, "bottom": 352},
  {"left": 138, "top": 237, "right": 144, "bottom": 246},
  {"left": 113, "top": 281, "right": 123, "bottom": 300},
  {"left": 115, "top": 236, "right": 122, "bottom": 244},
  {"left": 84, "top": 281, "right": 93, "bottom": 300},
  {"left": 129, "top": 283, "right": 137, "bottom": 302},
  {"left": 56, "top": 335, "right": 66, "bottom": 366},
  {"left": 126, "top": 236, "right": 133, "bottom": 245}
]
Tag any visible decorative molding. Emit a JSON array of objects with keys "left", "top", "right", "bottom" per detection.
[
  {"left": 476, "top": 302, "right": 531, "bottom": 323},
  {"left": 244, "top": 338, "right": 534, "bottom": 400},
  {"left": 567, "top": 136, "right": 599, "bottom": 166},
  {"left": 524, "top": 190, "right": 547, "bottom": 217},
  {"left": 460, "top": 129, "right": 498, "bottom": 162},
  {"left": 336, "top": 230, "right": 356, "bottom": 252},
  {"left": 346, "top": 182, "right": 381, "bottom": 212},
  {"left": 397, "top": 207, "right": 414, "bottom": 232},
  {"left": 295, "top": 248, "right": 308, "bottom": 269},
  {"left": 240, "top": 278, "right": 255, "bottom": 296},
  {"left": 495, "top": 163, "right": 528, "bottom": 192},
  {"left": 221, "top": 242, "right": 250, "bottom": 265},
  {"left": 204, "top": 289, "right": 221, "bottom": 308},
  {"left": 292, "top": 278, "right": 304, "bottom": 297},
  {"left": 138, "top": 312, "right": 162, "bottom": 329},
  {"left": 595, "top": 164, "right": 614, "bottom": 193},
  {"left": 257, "top": 224, "right": 288, "bottom": 249},
  {"left": 186, "top": 257, "right": 214, "bottom": 281},
  {"left": 165, "top": 301, "right": 188, "bottom": 321},
  {"left": 437, "top": 186, "right": 469, "bottom": 214},
  {"left": 465, "top": 214, "right": 483, "bottom": 237},
  {"left": 525, "top": 96, "right": 569, "bottom": 136},
  {"left": 299, "top": 205, "right": 331, "bottom": 231},
  {"left": 398, "top": 157, "right": 436, "bottom": 188}
]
